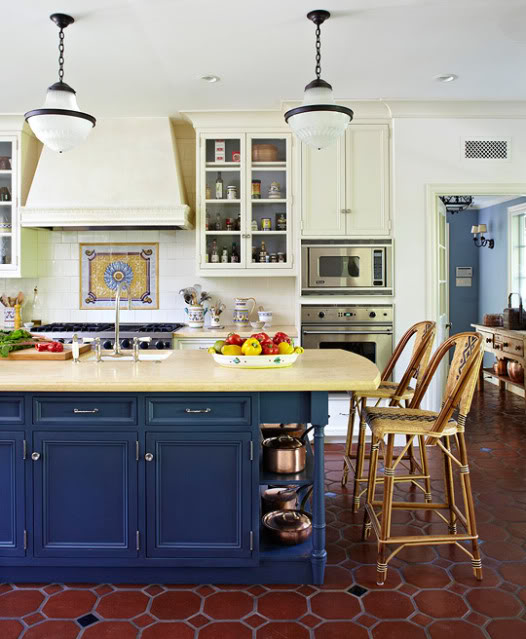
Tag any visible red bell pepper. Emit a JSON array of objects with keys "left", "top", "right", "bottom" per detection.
[
  {"left": 262, "top": 342, "right": 279, "bottom": 355},
  {"left": 224, "top": 333, "right": 243, "bottom": 346},
  {"left": 47, "top": 341, "right": 64, "bottom": 353},
  {"left": 272, "top": 332, "right": 291, "bottom": 345}
]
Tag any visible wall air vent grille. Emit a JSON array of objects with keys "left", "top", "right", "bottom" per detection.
[{"left": 463, "top": 139, "right": 509, "bottom": 160}]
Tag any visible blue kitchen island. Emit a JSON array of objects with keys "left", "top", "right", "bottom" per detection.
[{"left": 0, "top": 350, "right": 379, "bottom": 585}]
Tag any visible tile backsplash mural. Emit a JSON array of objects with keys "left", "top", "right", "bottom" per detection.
[{"left": 80, "top": 243, "right": 159, "bottom": 310}]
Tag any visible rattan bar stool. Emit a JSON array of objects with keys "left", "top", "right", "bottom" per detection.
[
  {"left": 342, "top": 321, "right": 436, "bottom": 512},
  {"left": 362, "top": 332, "right": 484, "bottom": 586}
]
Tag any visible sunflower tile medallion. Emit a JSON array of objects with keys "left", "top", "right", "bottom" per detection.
[{"left": 80, "top": 243, "right": 159, "bottom": 310}]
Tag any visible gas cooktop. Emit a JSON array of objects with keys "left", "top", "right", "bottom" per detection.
[{"left": 34, "top": 323, "right": 184, "bottom": 351}]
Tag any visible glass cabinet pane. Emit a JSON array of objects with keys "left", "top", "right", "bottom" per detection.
[
  {"left": 205, "top": 233, "right": 242, "bottom": 266},
  {"left": 0, "top": 235, "right": 12, "bottom": 266},
  {"left": 0, "top": 140, "right": 13, "bottom": 269}
]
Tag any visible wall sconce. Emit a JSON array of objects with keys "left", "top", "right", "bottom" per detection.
[{"left": 471, "top": 224, "right": 494, "bottom": 249}]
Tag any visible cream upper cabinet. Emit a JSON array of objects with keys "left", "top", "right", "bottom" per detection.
[{"left": 301, "top": 124, "right": 391, "bottom": 238}]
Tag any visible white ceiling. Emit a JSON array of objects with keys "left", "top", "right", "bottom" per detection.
[
  {"left": 4, "top": 0, "right": 526, "bottom": 117},
  {"left": 470, "top": 195, "right": 523, "bottom": 209}
]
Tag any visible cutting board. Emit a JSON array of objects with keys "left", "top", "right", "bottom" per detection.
[{"left": 6, "top": 344, "right": 92, "bottom": 360}]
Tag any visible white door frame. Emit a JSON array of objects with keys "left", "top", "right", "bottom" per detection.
[
  {"left": 507, "top": 202, "right": 526, "bottom": 296},
  {"left": 426, "top": 183, "right": 526, "bottom": 329}
]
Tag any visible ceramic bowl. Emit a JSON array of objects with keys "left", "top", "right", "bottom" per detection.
[{"left": 250, "top": 321, "right": 265, "bottom": 330}]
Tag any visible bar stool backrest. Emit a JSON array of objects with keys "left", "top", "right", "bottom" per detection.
[
  {"left": 409, "top": 332, "right": 484, "bottom": 439},
  {"left": 381, "top": 321, "right": 437, "bottom": 405}
]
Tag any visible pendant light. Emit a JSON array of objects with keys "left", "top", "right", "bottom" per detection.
[
  {"left": 284, "top": 10, "right": 353, "bottom": 150},
  {"left": 24, "top": 13, "right": 96, "bottom": 153}
]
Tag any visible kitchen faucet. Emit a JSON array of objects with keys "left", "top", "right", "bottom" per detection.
[{"left": 113, "top": 281, "right": 133, "bottom": 356}]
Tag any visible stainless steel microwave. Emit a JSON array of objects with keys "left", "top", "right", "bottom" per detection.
[{"left": 301, "top": 240, "right": 393, "bottom": 295}]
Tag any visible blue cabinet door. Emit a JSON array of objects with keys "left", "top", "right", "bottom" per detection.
[
  {"left": 33, "top": 431, "right": 138, "bottom": 558},
  {"left": 146, "top": 431, "right": 253, "bottom": 559},
  {"left": 0, "top": 432, "right": 25, "bottom": 557}
]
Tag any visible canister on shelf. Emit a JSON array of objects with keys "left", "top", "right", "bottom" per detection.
[
  {"left": 225, "top": 218, "right": 233, "bottom": 231},
  {"left": 251, "top": 179, "right": 261, "bottom": 199},
  {"left": 268, "top": 182, "right": 281, "bottom": 199},
  {"left": 232, "top": 150, "right": 241, "bottom": 162},
  {"left": 205, "top": 186, "right": 211, "bottom": 199},
  {"left": 275, "top": 213, "right": 287, "bottom": 230},
  {"left": 226, "top": 185, "right": 238, "bottom": 200},
  {"left": 251, "top": 219, "right": 258, "bottom": 231},
  {"left": 277, "top": 252, "right": 285, "bottom": 263},
  {"left": 214, "top": 140, "right": 225, "bottom": 163},
  {"left": 261, "top": 218, "right": 272, "bottom": 231},
  {"left": 270, "top": 253, "right": 278, "bottom": 263}
]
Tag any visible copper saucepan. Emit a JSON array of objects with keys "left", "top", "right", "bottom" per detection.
[
  {"left": 262, "top": 426, "right": 314, "bottom": 474},
  {"left": 262, "top": 510, "right": 312, "bottom": 545}
]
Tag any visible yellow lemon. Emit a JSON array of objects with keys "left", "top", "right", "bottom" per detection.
[
  {"left": 221, "top": 344, "right": 243, "bottom": 356},
  {"left": 278, "top": 341, "right": 295, "bottom": 355},
  {"left": 207, "top": 347, "right": 216, "bottom": 354}
]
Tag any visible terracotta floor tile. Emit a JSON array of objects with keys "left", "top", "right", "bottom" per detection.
[
  {"left": 24, "top": 621, "right": 80, "bottom": 639},
  {"left": 466, "top": 588, "right": 522, "bottom": 617},
  {"left": 404, "top": 564, "right": 450, "bottom": 588},
  {"left": 300, "top": 613, "right": 321, "bottom": 628},
  {"left": 133, "top": 613, "right": 155, "bottom": 628},
  {"left": 486, "top": 619, "right": 526, "bottom": 639},
  {"left": 95, "top": 590, "right": 149, "bottom": 619},
  {"left": 310, "top": 591, "right": 360, "bottom": 619},
  {"left": 188, "top": 614, "right": 211, "bottom": 628},
  {"left": 482, "top": 541, "right": 526, "bottom": 561},
  {"left": 0, "top": 584, "right": 13, "bottom": 595},
  {"left": 142, "top": 623, "right": 195, "bottom": 639},
  {"left": 499, "top": 562, "right": 526, "bottom": 586},
  {"left": 450, "top": 563, "right": 500, "bottom": 587},
  {"left": 317, "top": 566, "right": 354, "bottom": 590},
  {"left": 204, "top": 591, "right": 253, "bottom": 619},
  {"left": 0, "top": 590, "right": 45, "bottom": 617},
  {"left": 94, "top": 584, "right": 114, "bottom": 596},
  {"left": 410, "top": 613, "right": 432, "bottom": 626},
  {"left": 363, "top": 590, "right": 414, "bottom": 619},
  {"left": 150, "top": 591, "right": 201, "bottom": 620},
  {"left": 372, "top": 621, "right": 427, "bottom": 639},
  {"left": 258, "top": 592, "right": 307, "bottom": 620},
  {"left": 42, "top": 590, "right": 96, "bottom": 618},
  {"left": 23, "top": 612, "right": 45, "bottom": 625},
  {"left": 257, "top": 622, "right": 310, "bottom": 638},
  {"left": 82, "top": 621, "right": 143, "bottom": 638},
  {"left": 42, "top": 584, "right": 63, "bottom": 595},
  {"left": 197, "top": 622, "right": 252, "bottom": 638},
  {"left": 315, "top": 621, "right": 369, "bottom": 638},
  {"left": 0, "top": 620, "right": 23, "bottom": 639},
  {"left": 244, "top": 613, "right": 268, "bottom": 628},
  {"left": 414, "top": 590, "right": 468, "bottom": 618},
  {"left": 428, "top": 620, "right": 487, "bottom": 639}
]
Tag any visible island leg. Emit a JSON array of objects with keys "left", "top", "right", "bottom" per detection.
[{"left": 311, "top": 423, "right": 327, "bottom": 584}]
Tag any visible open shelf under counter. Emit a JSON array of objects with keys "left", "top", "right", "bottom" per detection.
[
  {"left": 260, "top": 529, "right": 313, "bottom": 561},
  {"left": 259, "top": 443, "right": 314, "bottom": 487},
  {"left": 482, "top": 367, "right": 525, "bottom": 390}
]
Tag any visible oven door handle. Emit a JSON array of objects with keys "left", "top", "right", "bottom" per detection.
[{"left": 302, "top": 330, "right": 393, "bottom": 336}]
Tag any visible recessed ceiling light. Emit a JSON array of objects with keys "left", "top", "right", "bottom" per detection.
[
  {"left": 434, "top": 73, "right": 458, "bottom": 83},
  {"left": 200, "top": 75, "right": 220, "bottom": 83}
]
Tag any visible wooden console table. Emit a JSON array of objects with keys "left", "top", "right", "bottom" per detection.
[{"left": 471, "top": 324, "right": 526, "bottom": 401}]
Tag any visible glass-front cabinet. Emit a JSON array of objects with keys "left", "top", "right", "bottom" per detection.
[
  {"left": 197, "top": 132, "right": 294, "bottom": 276},
  {"left": 0, "top": 126, "right": 38, "bottom": 279},
  {"left": 0, "top": 138, "right": 15, "bottom": 272}
]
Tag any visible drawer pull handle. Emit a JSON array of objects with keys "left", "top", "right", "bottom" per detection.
[
  {"left": 31, "top": 452, "right": 41, "bottom": 461},
  {"left": 145, "top": 453, "right": 154, "bottom": 462},
  {"left": 185, "top": 408, "right": 212, "bottom": 414},
  {"left": 73, "top": 408, "right": 99, "bottom": 414}
]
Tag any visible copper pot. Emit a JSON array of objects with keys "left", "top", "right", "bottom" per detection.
[
  {"left": 262, "top": 427, "right": 314, "bottom": 474},
  {"left": 261, "top": 487, "right": 298, "bottom": 514},
  {"left": 494, "top": 359, "right": 508, "bottom": 376},
  {"left": 507, "top": 361, "right": 524, "bottom": 383},
  {"left": 261, "top": 423, "right": 305, "bottom": 439},
  {"left": 262, "top": 510, "right": 312, "bottom": 546}
]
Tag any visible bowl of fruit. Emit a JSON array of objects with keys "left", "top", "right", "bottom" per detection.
[{"left": 208, "top": 331, "right": 304, "bottom": 369}]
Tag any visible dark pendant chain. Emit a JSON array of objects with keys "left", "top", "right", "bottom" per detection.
[
  {"left": 315, "top": 24, "right": 322, "bottom": 79},
  {"left": 58, "top": 27, "right": 65, "bottom": 82}
]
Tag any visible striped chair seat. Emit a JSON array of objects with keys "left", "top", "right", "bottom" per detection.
[
  {"left": 364, "top": 406, "right": 457, "bottom": 438},
  {"left": 353, "top": 380, "right": 414, "bottom": 401}
]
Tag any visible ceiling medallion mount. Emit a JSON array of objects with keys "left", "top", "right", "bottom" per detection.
[
  {"left": 24, "top": 12, "right": 96, "bottom": 153},
  {"left": 284, "top": 9, "right": 353, "bottom": 150}
]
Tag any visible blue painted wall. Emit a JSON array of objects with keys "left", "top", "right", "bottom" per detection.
[{"left": 447, "top": 209, "right": 480, "bottom": 337}]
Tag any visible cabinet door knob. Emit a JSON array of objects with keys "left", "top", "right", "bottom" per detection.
[
  {"left": 486, "top": 338, "right": 492, "bottom": 343},
  {"left": 31, "top": 452, "right": 41, "bottom": 461},
  {"left": 144, "top": 453, "right": 154, "bottom": 462}
]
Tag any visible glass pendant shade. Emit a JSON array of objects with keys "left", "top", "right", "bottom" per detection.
[
  {"left": 25, "top": 83, "right": 96, "bottom": 153},
  {"left": 284, "top": 81, "right": 353, "bottom": 150}
]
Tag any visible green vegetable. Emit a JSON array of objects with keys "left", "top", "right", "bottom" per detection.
[{"left": 0, "top": 329, "right": 36, "bottom": 358}]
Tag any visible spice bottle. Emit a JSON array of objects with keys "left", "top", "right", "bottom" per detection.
[{"left": 215, "top": 172, "right": 224, "bottom": 199}]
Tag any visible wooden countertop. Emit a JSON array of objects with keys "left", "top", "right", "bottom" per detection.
[
  {"left": 0, "top": 350, "right": 380, "bottom": 393},
  {"left": 471, "top": 324, "right": 526, "bottom": 338},
  {"left": 174, "top": 325, "right": 298, "bottom": 339}
]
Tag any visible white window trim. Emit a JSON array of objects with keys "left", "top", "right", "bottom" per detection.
[{"left": 507, "top": 202, "right": 526, "bottom": 298}]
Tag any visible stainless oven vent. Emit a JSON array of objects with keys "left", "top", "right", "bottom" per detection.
[{"left": 463, "top": 138, "right": 509, "bottom": 160}]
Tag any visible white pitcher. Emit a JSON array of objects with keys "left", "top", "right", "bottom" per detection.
[{"left": 233, "top": 297, "right": 256, "bottom": 327}]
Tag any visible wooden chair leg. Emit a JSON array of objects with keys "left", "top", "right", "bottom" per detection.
[
  {"left": 418, "top": 435, "right": 433, "bottom": 503},
  {"left": 342, "top": 393, "right": 357, "bottom": 487},
  {"left": 353, "top": 398, "right": 367, "bottom": 512},
  {"left": 442, "top": 436, "right": 458, "bottom": 534},
  {"left": 456, "top": 430, "right": 483, "bottom": 580},
  {"left": 377, "top": 433, "right": 395, "bottom": 586},
  {"left": 362, "top": 434, "right": 380, "bottom": 541}
]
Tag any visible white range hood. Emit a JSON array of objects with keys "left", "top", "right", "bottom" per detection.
[{"left": 21, "top": 117, "right": 193, "bottom": 229}]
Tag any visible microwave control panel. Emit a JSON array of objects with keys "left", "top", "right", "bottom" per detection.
[{"left": 301, "top": 305, "right": 393, "bottom": 324}]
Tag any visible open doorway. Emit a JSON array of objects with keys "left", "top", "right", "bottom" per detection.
[{"left": 426, "top": 183, "right": 526, "bottom": 408}]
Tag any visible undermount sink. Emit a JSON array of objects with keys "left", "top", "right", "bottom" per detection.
[{"left": 85, "top": 351, "right": 173, "bottom": 362}]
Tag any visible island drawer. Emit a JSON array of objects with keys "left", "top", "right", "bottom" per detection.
[
  {"left": 478, "top": 330, "right": 494, "bottom": 349},
  {"left": 33, "top": 396, "right": 137, "bottom": 426},
  {"left": 146, "top": 396, "right": 252, "bottom": 428},
  {"left": 0, "top": 396, "right": 24, "bottom": 426}
]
